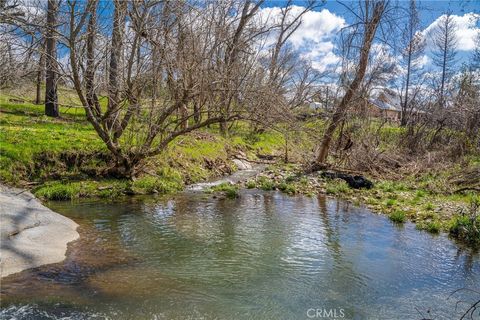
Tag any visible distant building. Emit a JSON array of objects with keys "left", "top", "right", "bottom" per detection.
[{"left": 367, "top": 90, "right": 402, "bottom": 122}]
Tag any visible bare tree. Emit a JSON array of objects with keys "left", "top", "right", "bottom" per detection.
[
  {"left": 316, "top": 0, "right": 386, "bottom": 164},
  {"left": 431, "top": 12, "right": 458, "bottom": 107},
  {"left": 65, "top": 0, "right": 288, "bottom": 177},
  {"left": 216, "top": 0, "right": 265, "bottom": 136},
  {"left": 399, "top": 0, "right": 425, "bottom": 126}
]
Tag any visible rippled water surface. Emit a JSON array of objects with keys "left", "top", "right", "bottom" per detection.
[{"left": 1, "top": 191, "right": 479, "bottom": 319}]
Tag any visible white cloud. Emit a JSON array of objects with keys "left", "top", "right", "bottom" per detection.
[
  {"left": 421, "top": 12, "right": 480, "bottom": 51},
  {"left": 311, "top": 52, "right": 341, "bottom": 72},
  {"left": 417, "top": 54, "right": 431, "bottom": 68},
  {"left": 259, "top": 6, "right": 346, "bottom": 72}
]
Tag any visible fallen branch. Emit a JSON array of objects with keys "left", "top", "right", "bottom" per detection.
[{"left": 453, "top": 187, "right": 480, "bottom": 194}]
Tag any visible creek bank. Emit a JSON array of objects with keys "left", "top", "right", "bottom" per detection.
[{"left": 0, "top": 185, "right": 79, "bottom": 278}]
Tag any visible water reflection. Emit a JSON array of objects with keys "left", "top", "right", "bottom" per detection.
[{"left": 1, "top": 192, "right": 479, "bottom": 319}]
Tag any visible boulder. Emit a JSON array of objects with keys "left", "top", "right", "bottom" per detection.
[{"left": 0, "top": 185, "right": 79, "bottom": 278}]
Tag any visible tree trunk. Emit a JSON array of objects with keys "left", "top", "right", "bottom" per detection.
[
  {"left": 401, "top": 41, "right": 413, "bottom": 126},
  {"left": 45, "top": 0, "right": 58, "bottom": 117},
  {"left": 35, "top": 40, "right": 45, "bottom": 105},
  {"left": 193, "top": 102, "right": 201, "bottom": 124},
  {"left": 219, "top": 119, "right": 228, "bottom": 137},
  {"left": 317, "top": 1, "right": 384, "bottom": 164},
  {"left": 107, "top": 0, "right": 127, "bottom": 129}
]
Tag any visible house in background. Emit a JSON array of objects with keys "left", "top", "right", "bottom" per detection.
[
  {"left": 366, "top": 89, "right": 402, "bottom": 122},
  {"left": 308, "top": 88, "right": 426, "bottom": 123}
]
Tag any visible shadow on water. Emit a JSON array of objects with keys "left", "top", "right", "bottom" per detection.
[{"left": 1, "top": 192, "right": 479, "bottom": 319}]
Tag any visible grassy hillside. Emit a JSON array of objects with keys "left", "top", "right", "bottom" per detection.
[{"left": 0, "top": 92, "right": 287, "bottom": 199}]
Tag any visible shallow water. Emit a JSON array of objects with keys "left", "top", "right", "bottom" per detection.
[{"left": 1, "top": 191, "right": 479, "bottom": 320}]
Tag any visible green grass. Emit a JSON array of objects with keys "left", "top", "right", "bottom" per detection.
[
  {"left": 132, "top": 174, "right": 183, "bottom": 194},
  {"left": 209, "top": 183, "right": 239, "bottom": 199},
  {"left": 389, "top": 210, "right": 406, "bottom": 223},
  {"left": 278, "top": 181, "right": 297, "bottom": 194},
  {"left": 448, "top": 196, "right": 480, "bottom": 246},
  {"left": 424, "top": 202, "right": 435, "bottom": 211},
  {"left": 425, "top": 221, "right": 441, "bottom": 233},
  {"left": 385, "top": 198, "right": 397, "bottom": 207},
  {"left": 325, "top": 180, "right": 350, "bottom": 195},
  {"left": 34, "top": 180, "right": 129, "bottom": 200},
  {"left": 0, "top": 97, "right": 105, "bottom": 184}
]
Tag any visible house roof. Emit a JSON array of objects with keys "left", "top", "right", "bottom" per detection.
[{"left": 368, "top": 90, "right": 402, "bottom": 112}]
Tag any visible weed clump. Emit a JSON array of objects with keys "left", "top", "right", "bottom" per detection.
[
  {"left": 246, "top": 180, "right": 256, "bottom": 189},
  {"left": 449, "top": 196, "right": 480, "bottom": 246},
  {"left": 257, "top": 176, "right": 275, "bottom": 191},
  {"left": 278, "top": 182, "right": 296, "bottom": 195},
  {"left": 389, "top": 210, "right": 406, "bottom": 223},
  {"left": 210, "top": 183, "right": 239, "bottom": 199}
]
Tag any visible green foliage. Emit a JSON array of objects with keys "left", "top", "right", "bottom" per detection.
[
  {"left": 389, "top": 210, "right": 406, "bottom": 223},
  {"left": 449, "top": 215, "right": 480, "bottom": 245},
  {"left": 34, "top": 180, "right": 130, "bottom": 200},
  {"left": 415, "top": 190, "right": 427, "bottom": 198},
  {"left": 299, "top": 177, "right": 309, "bottom": 186}
]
